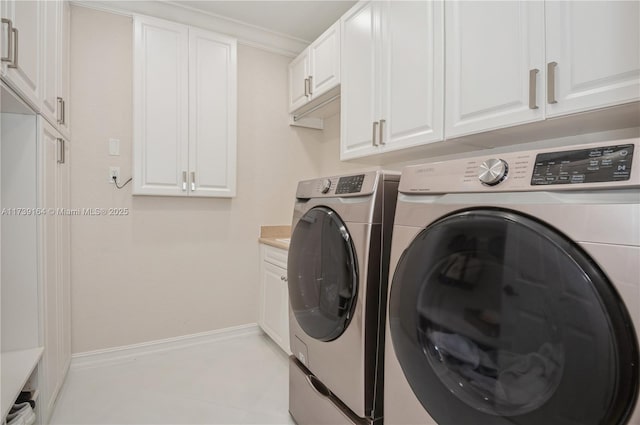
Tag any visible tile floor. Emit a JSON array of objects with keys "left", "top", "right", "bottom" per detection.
[{"left": 50, "top": 333, "right": 295, "bottom": 424}]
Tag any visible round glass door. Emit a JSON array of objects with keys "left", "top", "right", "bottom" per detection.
[
  {"left": 288, "top": 206, "right": 358, "bottom": 342},
  {"left": 389, "top": 209, "right": 638, "bottom": 425}
]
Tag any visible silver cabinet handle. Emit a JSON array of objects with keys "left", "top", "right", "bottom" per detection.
[
  {"left": 547, "top": 62, "right": 558, "bottom": 104},
  {"left": 529, "top": 69, "right": 539, "bottom": 109},
  {"left": 182, "top": 171, "right": 187, "bottom": 191},
  {"left": 308, "top": 75, "right": 313, "bottom": 95},
  {"left": 379, "top": 119, "right": 386, "bottom": 145},
  {"left": 372, "top": 121, "right": 379, "bottom": 146},
  {"left": 62, "top": 99, "right": 66, "bottom": 125},
  {"left": 1, "top": 18, "right": 13, "bottom": 63},
  {"left": 304, "top": 78, "right": 309, "bottom": 97},
  {"left": 190, "top": 171, "right": 195, "bottom": 191},
  {"left": 57, "top": 97, "right": 64, "bottom": 124},
  {"left": 57, "top": 138, "right": 65, "bottom": 164},
  {"left": 9, "top": 26, "right": 17, "bottom": 69}
]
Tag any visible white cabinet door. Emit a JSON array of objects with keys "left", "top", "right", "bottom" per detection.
[
  {"left": 309, "top": 22, "right": 340, "bottom": 99},
  {"left": 188, "top": 28, "right": 237, "bottom": 198},
  {"left": 40, "top": 0, "right": 59, "bottom": 126},
  {"left": 260, "top": 262, "right": 289, "bottom": 352},
  {"left": 545, "top": 1, "right": 640, "bottom": 117},
  {"left": 380, "top": 0, "right": 443, "bottom": 152},
  {"left": 39, "top": 118, "right": 69, "bottom": 424},
  {"left": 1, "top": 0, "right": 42, "bottom": 108},
  {"left": 57, "top": 132, "right": 71, "bottom": 383},
  {"left": 445, "top": 1, "right": 545, "bottom": 139},
  {"left": 133, "top": 16, "right": 189, "bottom": 196},
  {"left": 40, "top": 120, "right": 59, "bottom": 424},
  {"left": 341, "top": 1, "right": 379, "bottom": 159},
  {"left": 57, "top": 0, "right": 70, "bottom": 138},
  {"left": 288, "top": 50, "right": 309, "bottom": 112}
]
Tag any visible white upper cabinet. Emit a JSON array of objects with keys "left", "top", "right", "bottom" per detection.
[
  {"left": 288, "top": 50, "right": 309, "bottom": 112},
  {"left": 445, "top": 1, "right": 545, "bottom": 138},
  {"left": 133, "top": 16, "right": 189, "bottom": 197},
  {"left": 57, "top": 0, "right": 71, "bottom": 137},
  {"left": 545, "top": 1, "right": 640, "bottom": 117},
  {"left": 380, "top": 0, "right": 443, "bottom": 152},
  {"left": 308, "top": 23, "right": 340, "bottom": 100},
  {"left": 40, "top": 0, "right": 58, "bottom": 125},
  {"left": 188, "top": 28, "right": 237, "bottom": 198},
  {"left": 340, "top": 1, "right": 378, "bottom": 158},
  {"left": 1, "top": 0, "right": 42, "bottom": 108},
  {"left": 40, "top": 0, "right": 70, "bottom": 138},
  {"left": 133, "top": 16, "right": 236, "bottom": 197},
  {"left": 287, "top": 22, "right": 340, "bottom": 114},
  {"left": 341, "top": 0, "right": 443, "bottom": 160}
]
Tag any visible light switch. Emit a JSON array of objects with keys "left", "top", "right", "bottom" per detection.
[{"left": 109, "top": 138, "right": 120, "bottom": 156}]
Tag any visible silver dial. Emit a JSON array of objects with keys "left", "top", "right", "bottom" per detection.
[
  {"left": 320, "top": 178, "right": 332, "bottom": 193},
  {"left": 479, "top": 158, "right": 508, "bottom": 186}
]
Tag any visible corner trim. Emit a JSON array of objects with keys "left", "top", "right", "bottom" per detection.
[
  {"left": 71, "top": 324, "right": 262, "bottom": 369},
  {"left": 70, "top": 0, "right": 308, "bottom": 57}
]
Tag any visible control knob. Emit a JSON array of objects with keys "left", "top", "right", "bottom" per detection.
[
  {"left": 320, "top": 179, "right": 332, "bottom": 193},
  {"left": 479, "top": 158, "right": 508, "bottom": 186}
]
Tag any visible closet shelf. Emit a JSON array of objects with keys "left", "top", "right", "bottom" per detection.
[{"left": 1, "top": 347, "right": 44, "bottom": 420}]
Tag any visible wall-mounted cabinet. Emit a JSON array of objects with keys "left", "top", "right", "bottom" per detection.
[
  {"left": 1, "top": 0, "right": 70, "bottom": 138},
  {"left": 336, "top": 0, "right": 638, "bottom": 161},
  {"left": 444, "top": 1, "right": 545, "bottom": 139},
  {"left": 41, "top": 0, "right": 70, "bottom": 139},
  {"left": 259, "top": 244, "right": 290, "bottom": 354},
  {"left": 133, "top": 15, "right": 237, "bottom": 197},
  {"left": 545, "top": 1, "right": 640, "bottom": 118},
  {"left": 445, "top": 0, "right": 639, "bottom": 139},
  {"left": 288, "top": 22, "right": 340, "bottom": 129},
  {"left": 340, "top": 0, "right": 443, "bottom": 160},
  {"left": 1, "top": 0, "right": 42, "bottom": 109}
]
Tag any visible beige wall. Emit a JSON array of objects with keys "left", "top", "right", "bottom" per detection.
[
  {"left": 70, "top": 6, "right": 325, "bottom": 353},
  {"left": 69, "top": 6, "right": 640, "bottom": 354}
]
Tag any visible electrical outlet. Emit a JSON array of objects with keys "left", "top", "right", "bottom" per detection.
[{"left": 109, "top": 167, "right": 120, "bottom": 183}]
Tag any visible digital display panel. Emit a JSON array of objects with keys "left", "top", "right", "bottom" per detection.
[{"left": 531, "top": 144, "right": 633, "bottom": 185}]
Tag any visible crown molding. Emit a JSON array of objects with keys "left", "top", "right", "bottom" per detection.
[{"left": 71, "top": 0, "right": 309, "bottom": 57}]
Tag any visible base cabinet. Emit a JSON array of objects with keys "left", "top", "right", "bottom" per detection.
[{"left": 259, "top": 245, "right": 290, "bottom": 354}]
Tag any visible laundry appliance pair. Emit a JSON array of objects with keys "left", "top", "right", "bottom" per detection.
[{"left": 287, "top": 139, "right": 640, "bottom": 425}]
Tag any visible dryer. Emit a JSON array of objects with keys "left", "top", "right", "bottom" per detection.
[
  {"left": 288, "top": 171, "right": 399, "bottom": 425},
  {"left": 385, "top": 140, "right": 639, "bottom": 424}
]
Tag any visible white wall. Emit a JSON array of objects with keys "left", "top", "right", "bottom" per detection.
[{"left": 69, "top": 6, "right": 324, "bottom": 353}]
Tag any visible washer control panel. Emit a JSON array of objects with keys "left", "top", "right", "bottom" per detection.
[
  {"left": 531, "top": 144, "right": 634, "bottom": 185},
  {"left": 335, "top": 174, "right": 365, "bottom": 194},
  {"left": 399, "top": 139, "right": 639, "bottom": 194}
]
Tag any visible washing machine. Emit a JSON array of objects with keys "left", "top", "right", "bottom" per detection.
[
  {"left": 287, "top": 170, "right": 399, "bottom": 425},
  {"left": 385, "top": 139, "right": 640, "bottom": 425}
]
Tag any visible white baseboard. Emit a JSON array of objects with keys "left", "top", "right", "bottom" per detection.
[{"left": 71, "top": 323, "right": 262, "bottom": 369}]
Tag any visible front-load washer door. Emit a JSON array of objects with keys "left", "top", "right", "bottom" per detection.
[
  {"left": 288, "top": 206, "right": 358, "bottom": 342},
  {"left": 389, "top": 208, "right": 638, "bottom": 425}
]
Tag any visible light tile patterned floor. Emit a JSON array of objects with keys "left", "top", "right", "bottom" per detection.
[{"left": 50, "top": 333, "right": 295, "bottom": 425}]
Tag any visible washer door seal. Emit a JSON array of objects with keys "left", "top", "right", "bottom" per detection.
[
  {"left": 288, "top": 206, "right": 358, "bottom": 342},
  {"left": 389, "top": 208, "right": 638, "bottom": 425}
]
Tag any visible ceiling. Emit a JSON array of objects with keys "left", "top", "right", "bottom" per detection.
[{"left": 169, "top": 1, "right": 357, "bottom": 42}]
